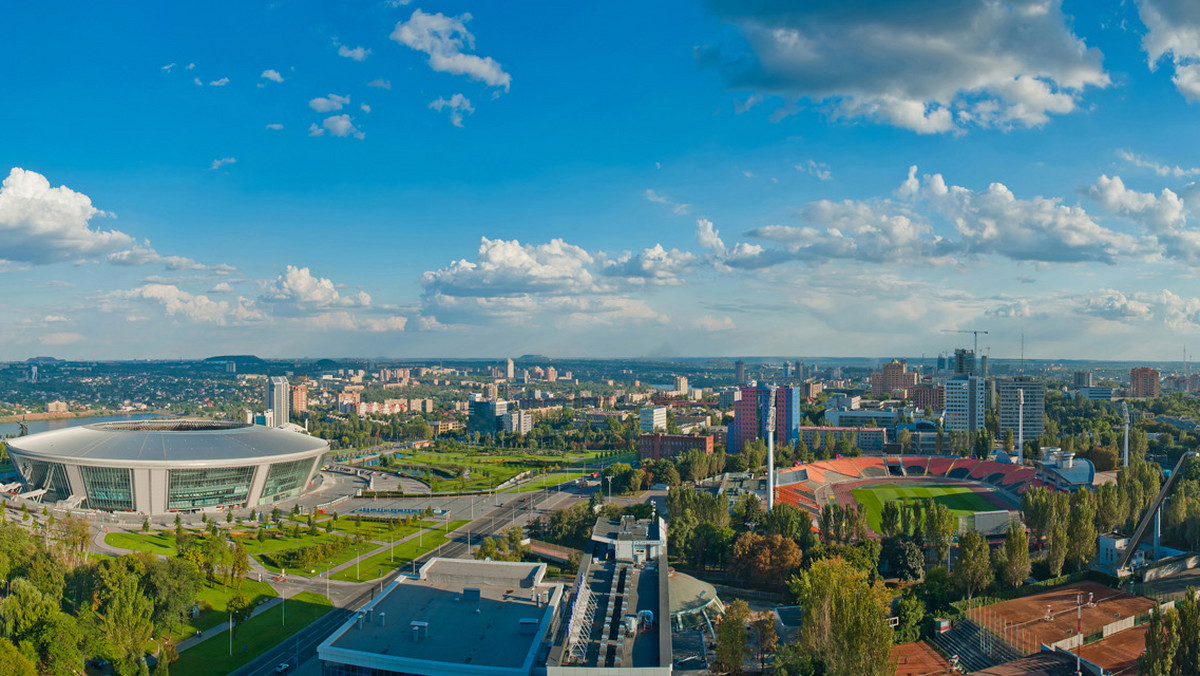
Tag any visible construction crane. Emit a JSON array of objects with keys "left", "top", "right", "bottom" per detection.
[{"left": 942, "top": 329, "right": 990, "bottom": 354}]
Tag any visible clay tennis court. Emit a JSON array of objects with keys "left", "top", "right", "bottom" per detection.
[
  {"left": 892, "top": 640, "right": 955, "bottom": 676},
  {"left": 965, "top": 582, "right": 1154, "bottom": 654},
  {"left": 1076, "top": 624, "right": 1146, "bottom": 675}
]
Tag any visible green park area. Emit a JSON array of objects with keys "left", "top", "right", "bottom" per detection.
[
  {"left": 330, "top": 519, "right": 468, "bottom": 582},
  {"left": 365, "top": 444, "right": 628, "bottom": 493},
  {"left": 171, "top": 591, "right": 332, "bottom": 676},
  {"left": 179, "top": 578, "right": 279, "bottom": 640},
  {"left": 850, "top": 482, "right": 997, "bottom": 533}
]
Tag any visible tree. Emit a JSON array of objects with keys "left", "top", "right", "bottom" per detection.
[
  {"left": 953, "top": 530, "right": 992, "bottom": 599},
  {"left": 788, "top": 557, "right": 894, "bottom": 676},
  {"left": 894, "top": 593, "right": 924, "bottom": 644},
  {"left": 750, "top": 611, "right": 778, "bottom": 670},
  {"left": 145, "top": 558, "right": 201, "bottom": 635},
  {"left": 1142, "top": 604, "right": 1180, "bottom": 676},
  {"left": 1066, "top": 489, "right": 1098, "bottom": 571},
  {"left": 892, "top": 539, "right": 924, "bottom": 583},
  {"left": 998, "top": 522, "right": 1031, "bottom": 589},
  {"left": 230, "top": 541, "right": 251, "bottom": 588},
  {"left": 714, "top": 599, "right": 751, "bottom": 674},
  {"left": 227, "top": 592, "right": 253, "bottom": 635},
  {"left": 0, "top": 637, "right": 35, "bottom": 676},
  {"left": 898, "top": 429, "right": 912, "bottom": 454},
  {"left": 101, "top": 576, "right": 154, "bottom": 674},
  {"left": 1176, "top": 591, "right": 1200, "bottom": 676},
  {"left": 880, "top": 501, "right": 901, "bottom": 538}
]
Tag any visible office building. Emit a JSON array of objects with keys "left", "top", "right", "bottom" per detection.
[
  {"left": 639, "top": 433, "right": 714, "bottom": 462},
  {"left": 639, "top": 406, "right": 667, "bottom": 433},
  {"left": 717, "top": 388, "right": 741, "bottom": 408},
  {"left": 734, "top": 360, "right": 746, "bottom": 385},
  {"left": 1077, "top": 387, "right": 1115, "bottom": 401},
  {"left": 797, "top": 426, "right": 887, "bottom": 453},
  {"left": 944, "top": 376, "right": 984, "bottom": 433},
  {"left": 826, "top": 393, "right": 861, "bottom": 410},
  {"left": 998, "top": 379, "right": 1045, "bottom": 444},
  {"left": 953, "top": 349, "right": 976, "bottom": 377},
  {"left": 266, "top": 376, "right": 290, "bottom": 425},
  {"left": 501, "top": 410, "right": 533, "bottom": 435},
  {"left": 1074, "top": 370, "right": 1093, "bottom": 389},
  {"left": 1130, "top": 367, "right": 1160, "bottom": 398},
  {"left": 870, "top": 359, "right": 918, "bottom": 397}
]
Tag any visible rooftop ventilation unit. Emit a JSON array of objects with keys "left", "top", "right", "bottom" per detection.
[{"left": 411, "top": 620, "right": 429, "bottom": 641}]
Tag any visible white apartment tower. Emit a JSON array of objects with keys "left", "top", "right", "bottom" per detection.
[
  {"left": 999, "top": 380, "right": 1045, "bottom": 444},
  {"left": 266, "top": 376, "right": 290, "bottom": 426},
  {"left": 505, "top": 358, "right": 515, "bottom": 380},
  {"left": 943, "top": 376, "right": 984, "bottom": 433}
]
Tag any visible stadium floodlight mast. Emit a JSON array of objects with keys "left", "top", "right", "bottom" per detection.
[{"left": 767, "top": 387, "right": 777, "bottom": 511}]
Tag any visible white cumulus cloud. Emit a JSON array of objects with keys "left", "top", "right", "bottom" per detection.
[
  {"left": 429, "top": 93, "right": 473, "bottom": 127},
  {"left": 700, "top": 0, "right": 1109, "bottom": 133},
  {"left": 309, "top": 94, "right": 350, "bottom": 113},
  {"left": 210, "top": 157, "right": 236, "bottom": 170},
  {"left": 0, "top": 167, "right": 134, "bottom": 266},
  {"left": 338, "top": 45, "right": 371, "bottom": 61},
  {"left": 391, "top": 9, "right": 511, "bottom": 90},
  {"left": 261, "top": 69, "right": 284, "bottom": 83},
  {"left": 1137, "top": 0, "right": 1200, "bottom": 101}
]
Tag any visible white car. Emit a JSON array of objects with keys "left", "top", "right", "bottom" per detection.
[{"left": 274, "top": 664, "right": 290, "bottom": 673}]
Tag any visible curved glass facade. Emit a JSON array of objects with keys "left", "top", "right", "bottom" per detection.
[
  {"left": 167, "top": 465, "right": 256, "bottom": 511},
  {"left": 14, "top": 458, "right": 72, "bottom": 502},
  {"left": 259, "top": 458, "right": 316, "bottom": 505},
  {"left": 80, "top": 466, "right": 134, "bottom": 511}
]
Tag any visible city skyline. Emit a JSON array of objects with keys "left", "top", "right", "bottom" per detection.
[{"left": 6, "top": 1, "right": 1200, "bottom": 361}]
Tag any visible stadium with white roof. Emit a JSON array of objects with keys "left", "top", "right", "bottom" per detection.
[{"left": 4, "top": 419, "right": 328, "bottom": 513}]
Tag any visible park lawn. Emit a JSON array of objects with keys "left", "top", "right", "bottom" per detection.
[
  {"left": 171, "top": 591, "right": 332, "bottom": 676},
  {"left": 851, "top": 482, "right": 997, "bottom": 534},
  {"left": 169, "top": 578, "right": 280, "bottom": 642},
  {"left": 237, "top": 529, "right": 352, "bottom": 556},
  {"left": 321, "top": 517, "right": 434, "bottom": 540},
  {"left": 105, "top": 531, "right": 180, "bottom": 557},
  {"left": 330, "top": 529, "right": 451, "bottom": 582},
  {"left": 256, "top": 539, "right": 378, "bottom": 577},
  {"left": 500, "top": 470, "right": 585, "bottom": 494}
]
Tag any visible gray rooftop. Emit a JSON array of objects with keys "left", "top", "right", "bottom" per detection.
[
  {"left": 5, "top": 419, "right": 328, "bottom": 466},
  {"left": 321, "top": 559, "right": 560, "bottom": 675}
]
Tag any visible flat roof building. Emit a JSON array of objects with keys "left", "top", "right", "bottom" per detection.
[{"left": 318, "top": 559, "right": 562, "bottom": 676}]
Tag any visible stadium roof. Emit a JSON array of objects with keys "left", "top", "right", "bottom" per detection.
[{"left": 6, "top": 419, "right": 327, "bottom": 466}]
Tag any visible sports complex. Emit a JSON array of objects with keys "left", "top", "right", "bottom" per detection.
[
  {"left": 4, "top": 419, "right": 328, "bottom": 514},
  {"left": 776, "top": 456, "right": 1035, "bottom": 536}
]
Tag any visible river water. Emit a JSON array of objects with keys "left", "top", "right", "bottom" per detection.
[{"left": 0, "top": 413, "right": 165, "bottom": 439}]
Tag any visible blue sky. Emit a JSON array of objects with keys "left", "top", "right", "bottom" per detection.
[{"left": 4, "top": 0, "right": 1200, "bottom": 361}]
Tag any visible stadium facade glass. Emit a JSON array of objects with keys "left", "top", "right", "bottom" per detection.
[{"left": 5, "top": 420, "right": 328, "bottom": 513}]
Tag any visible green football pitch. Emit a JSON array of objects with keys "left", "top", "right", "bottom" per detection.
[{"left": 850, "top": 482, "right": 998, "bottom": 534}]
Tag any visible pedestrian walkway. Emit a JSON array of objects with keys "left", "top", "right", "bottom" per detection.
[{"left": 175, "top": 595, "right": 283, "bottom": 653}]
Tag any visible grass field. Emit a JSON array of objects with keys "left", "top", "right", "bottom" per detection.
[
  {"left": 329, "top": 519, "right": 468, "bottom": 582},
  {"left": 171, "top": 591, "right": 332, "bottom": 676},
  {"left": 850, "top": 482, "right": 998, "bottom": 533}
]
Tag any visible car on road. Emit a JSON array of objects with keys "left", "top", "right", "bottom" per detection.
[{"left": 274, "top": 664, "right": 291, "bottom": 673}]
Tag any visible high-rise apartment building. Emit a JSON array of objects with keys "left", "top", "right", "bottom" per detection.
[
  {"left": 501, "top": 410, "right": 533, "bottom": 434},
  {"left": 870, "top": 359, "right": 919, "bottom": 397},
  {"left": 1074, "top": 370, "right": 1093, "bottom": 389},
  {"left": 943, "top": 376, "right": 984, "bottom": 433},
  {"left": 266, "top": 376, "right": 290, "bottom": 426},
  {"left": 639, "top": 406, "right": 667, "bottom": 433},
  {"left": 545, "top": 366, "right": 558, "bottom": 382},
  {"left": 674, "top": 376, "right": 689, "bottom": 394},
  {"left": 998, "top": 379, "right": 1045, "bottom": 445},
  {"left": 1130, "top": 367, "right": 1160, "bottom": 398},
  {"left": 291, "top": 383, "right": 308, "bottom": 414},
  {"left": 729, "top": 384, "right": 801, "bottom": 452},
  {"left": 505, "top": 358, "right": 514, "bottom": 380},
  {"left": 735, "top": 360, "right": 746, "bottom": 386}
]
